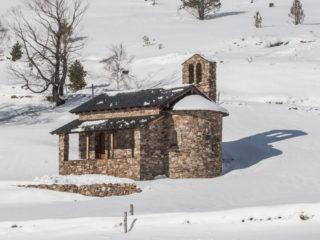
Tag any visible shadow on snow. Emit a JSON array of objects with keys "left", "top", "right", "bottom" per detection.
[
  {"left": 205, "top": 11, "right": 247, "bottom": 20},
  {"left": 222, "top": 129, "right": 307, "bottom": 175}
]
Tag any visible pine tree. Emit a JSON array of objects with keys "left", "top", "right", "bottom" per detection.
[
  {"left": 289, "top": 0, "right": 305, "bottom": 25},
  {"left": 254, "top": 11, "right": 262, "bottom": 28},
  {"left": 10, "top": 42, "right": 23, "bottom": 62},
  {"left": 68, "top": 60, "right": 87, "bottom": 92},
  {"left": 180, "top": 0, "right": 221, "bottom": 20}
]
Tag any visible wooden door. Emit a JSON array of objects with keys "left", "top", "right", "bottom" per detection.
[{"left": 99, "top": 131, "right": 106, "bottom": 159}]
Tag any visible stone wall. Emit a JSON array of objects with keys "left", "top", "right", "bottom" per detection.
[
  {"left": 140, "top": 116, "right": 170, "bottom": 180},
  {"left": 58, "top": 109, "right": 224, "bottom": 181},
  {"left": 63, "top": 129, "right": 140, "bottom": 179},
  {"left": 79, "top": 107, "right": 160, "bottom": 121},
  {"left": 20, "top": 183, "right": 141, "bottom": 197},
  {"left": 59, "top": 157, "right": 141, "bottom": 180},
  {"left": 59, "top": 134, "right": 69, "bottom": 163},
  {"left": 138, "top": 110, "right": 224, "bottom": 180},
  {"left": 182, "top": 55, "right": 217, "bottom": 102},
  {"left": 168, "top": 110, "right": 223, "bottom": 178}
]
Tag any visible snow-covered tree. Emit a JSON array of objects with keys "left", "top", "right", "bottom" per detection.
[
  {"left": 289, "top": 0, "right": 305, "bottom": 25},
  {"left": 180, "top": 0, "right": 221, "bottom": 20},
  {"left": 254, "top": 11, "right": 262, "bottom": 28}
]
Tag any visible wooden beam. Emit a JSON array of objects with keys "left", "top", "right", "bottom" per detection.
[{"left": 86, "top": 134, "right": 89, "bottom": 160}]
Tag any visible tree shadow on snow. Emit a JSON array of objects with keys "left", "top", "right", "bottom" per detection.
[
  {"left": 222, "top": 129, "right": 307, "bottom": 175},
  {"left": 205, "top": 11, "right": 246, "bottom": 20},
  {"left": 0, "top": 94, "right": 90, "bottom": 125},
  {"left": 303, "top": 23, "right": 320, "bottom": 26}
]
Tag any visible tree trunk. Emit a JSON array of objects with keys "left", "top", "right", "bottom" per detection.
[
  {"left": 52, "top": 85, "right": 65, "bottom": 106},
  {"left": 198, "top": 7, "right": 204, "bottom": 20},
  {"left": 59, "top": 84, "right": 64, "bottom": 96}
]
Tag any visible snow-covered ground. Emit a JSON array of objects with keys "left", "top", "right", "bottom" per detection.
[
  {"left": 1, "top": 0, "right": 320, "bottom": 239},
  {"left": 1, "top": 203, "right": 319, "bottom": 240}
]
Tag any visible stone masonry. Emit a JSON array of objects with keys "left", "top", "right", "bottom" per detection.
[
  {"left": 79, "top": 107, "right": 160, "bottom": 121},
  {"left": 58, "top": 110, "right": 224, "bottom": 180},
  {"left": 20, "top": 183, "right": 142, "bottom": 197},
  {"left": 168, "top": 111, "right": 223, "bottom": 178},
  {"left": 182, "top": 54, "right": 217, "bottom": 102},
  {"left": 60, "top": 129, "right": 141, "bottom": 180}
]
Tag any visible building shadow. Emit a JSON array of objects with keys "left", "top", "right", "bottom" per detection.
[
  {"left": 221, "top": 130, "right": 307, "bottom": 175},
  {"left": 206, "top": 11, "right": 246, "bottom": 20}
]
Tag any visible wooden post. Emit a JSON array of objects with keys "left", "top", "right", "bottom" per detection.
[
  {"left": 130, "top": 204, "right": 134, "bottom": 216},
  {"left": 86, "top": 134, "right": 89, "bottom": 160},
  {"left": 110, "top": 132, "right": 114, "bottom": 158},
  {"left": 92, "top": 84, "right": 94, "bottom": 98},
  {"left": 124, "top": 212, "right": 128, "bottom": 233}
]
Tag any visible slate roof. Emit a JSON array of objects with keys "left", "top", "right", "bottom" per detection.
[
  {"left": 181, "top": 54, "right": 216, "bottom": 65},
  {"left": 70, "top": 85, "right": 197, "bottom": 114},
  {"left": 51, "top": 115, "right": 163, "bottom": 135}
]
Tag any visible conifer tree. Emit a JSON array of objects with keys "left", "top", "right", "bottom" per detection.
[
  {"left": 68, "top": 60, "right": 87, "bottom": 92},
  {"left": 180, "top": 0, "right": 221, "bottom": 20},
  {"left": 10, "top": 42, "right": 23, "bottom": 62},
  {"left": 254, "top": 11, "right": 262, "bottom": 28},
  {"left": 289, "top": 0, "right": 305, "bottom": 25}
]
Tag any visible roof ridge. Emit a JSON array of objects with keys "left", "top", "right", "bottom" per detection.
[{"left": 69, "top": 85, "right": 195, "bottom": 114}]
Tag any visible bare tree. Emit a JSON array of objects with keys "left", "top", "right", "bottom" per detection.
[
  {"left": 0, "top": 21, "right": 8, "bottom": 52},
  {"left": 179, "top": 0, "right": 221, "bottom": 20},
  {"left": 289, "top": 0, "right": 305, "bottom": 25},
  {"left": 9, "top": 0, "right": 88, "bottom": 106},
  {"left": 102, "top": 43, "right": 135, "bottom": 90}
]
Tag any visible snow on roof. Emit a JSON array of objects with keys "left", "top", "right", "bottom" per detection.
[
  {"left": 34, "top": 174, "right": 134, "bottom": 186},
  {"left": 51, "top": 115, "right": 164, "bottom": 135},
  {"left": 173, "top": 95, "right": 229, "bottom": 115},
  {"left": 70, "top": 85, "right": 193, "bottom": 114}
]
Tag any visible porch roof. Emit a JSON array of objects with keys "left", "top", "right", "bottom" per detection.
[{"left": 51, "top": 114, "right": 163, "bottom": 135}]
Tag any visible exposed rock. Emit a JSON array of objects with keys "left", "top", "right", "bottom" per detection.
[{"left": 19, "top": 183, "right": 142, "bottom": 197}]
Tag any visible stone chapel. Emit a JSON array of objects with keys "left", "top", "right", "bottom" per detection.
[{"left": 52, "top": 54, "right": 229, "bottom": 180}]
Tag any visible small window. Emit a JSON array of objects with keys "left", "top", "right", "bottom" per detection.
[
  {"left": 188, "top": 64, "right": 194, "bottom": 83},
  {"left": 196, "top": 63, "right": 202, "bottom": 83}
]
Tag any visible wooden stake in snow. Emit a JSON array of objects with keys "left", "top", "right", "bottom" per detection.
[
  {"left": 124, "top": 212, "right": 128, "bottom": 233},
  {"left": 91, "top": 84, "right": 94, "bottom": 98},
  {"left": 130, "top": 204, "right": 134, "bottom": 216}
]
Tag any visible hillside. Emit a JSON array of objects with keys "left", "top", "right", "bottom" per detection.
[{"left": 0, "top": 0, "right": 320, "bottom": 239}]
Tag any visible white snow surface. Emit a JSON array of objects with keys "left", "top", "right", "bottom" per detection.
[
  {"left": 173, "top": 94, "right": 229, "bottom": 114},
  {"left": 0, "top": 0, "right": 320, "bottom": 238},
  {"left": 33, "top": 174, "right": 134, "bottom": 186}
]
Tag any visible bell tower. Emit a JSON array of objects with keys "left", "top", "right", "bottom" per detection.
[{"left": 182, "top": 54, "right": 217, "bottom": 102}]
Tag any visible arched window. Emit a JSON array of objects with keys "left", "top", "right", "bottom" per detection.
[
  {"left": 188, "top": 64, "right": 194, "bottom": 84},
  {"left": 196, "top": 63, "right": 202, "bottom": 83}
]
